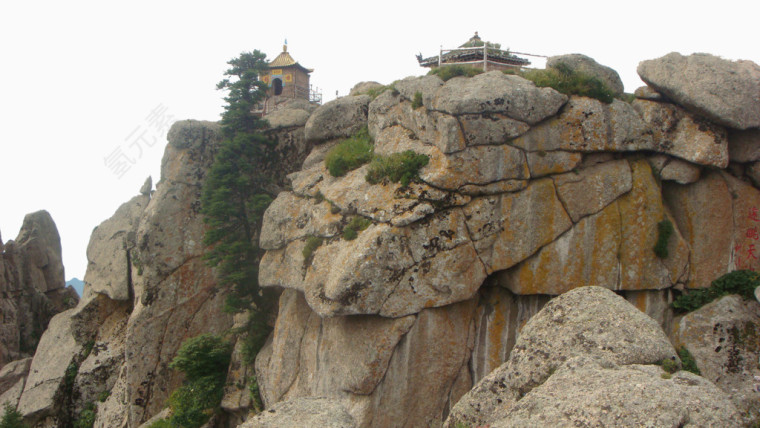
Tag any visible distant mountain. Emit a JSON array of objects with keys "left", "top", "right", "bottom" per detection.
[{"left": 66, "top": 278, "right": 84, "bottom": 297}]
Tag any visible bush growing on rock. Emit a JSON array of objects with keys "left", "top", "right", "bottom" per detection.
[
  {"left": 653, "top": 219, "right": 674, "bottom": 258},
  {"left": 428, "top": 64, "right": 484, "bottom": 81},
  {"left": 0, "top": 404, "right": 29, "bottom": 428},
  {"left": 342, "top": 216, "right": 371, "bottom": 240},
  {"left": 158, "top": 334, "right": 233, "bottom": 428},
  {"left": 521, "top": 63, "right": 616, "bottom": 103},
  {"left": 324, "top": 126, "right": 374, "bottom": 177},
  {"left": 365, "top": 150, "right": 430, "bottom": 187},
  {"left": 672, "top": 270, "right": 760, "bottom": 313}
]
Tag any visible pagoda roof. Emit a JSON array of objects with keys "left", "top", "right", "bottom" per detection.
[
  {"left": 268, "top": 45, "right": 313, "bottom": 73},
  {"left": 417, "top": 33, "right": 530, "bottom": 68}
]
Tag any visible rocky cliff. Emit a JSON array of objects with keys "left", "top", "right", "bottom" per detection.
[
  {"left": 0, "top": 211, "right": 78, "bottom": 368},
  {"left": 3, "top": 52, "right": 760, "bottom": 427}
]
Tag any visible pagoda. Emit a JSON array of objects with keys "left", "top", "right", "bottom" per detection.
[
  {"left": 257, "top": 42, "right": 321, "bottom": 115},
  {"left": 417, "top": 32, "right": 530, "bottom": 72}
]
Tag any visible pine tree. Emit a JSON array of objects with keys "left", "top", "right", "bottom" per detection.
[{"left": 201, "top": 50, "right": 275, "bottom": 315}]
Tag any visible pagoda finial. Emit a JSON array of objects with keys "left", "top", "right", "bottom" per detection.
[{"left": 283, "top": 38, "right": 288, "bottom": 52}]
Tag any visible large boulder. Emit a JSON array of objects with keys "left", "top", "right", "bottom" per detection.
[
  {"left": 445, "top": 286, "right": 678, "bottom": 427},
  {"left": 431, "top": 71, "right": 568, "bottom": 125},
  {"left": 0, "top": 210, "right": 77, "bottom": 367},
  {"left": 673, "top": 295, "right": 760, "bottom": 426},
  {"left": 638, "top": 52, "right": 760, "bottom": 130},
  {"left": 83, "top": 194, "right": 149, "bottom": 301},
  {"left": 547, "top": 53, "right": 625, "bottom": 96},
  {"left": 304, "top": 95, "right": 370, "bottom": 143},
  {"left": 493, "top": 356, "right": 742, "bottom": 427}
]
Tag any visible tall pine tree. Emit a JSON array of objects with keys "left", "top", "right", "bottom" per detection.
[{"left": 201, "top": 50, "right": 275, "bottom": 324}]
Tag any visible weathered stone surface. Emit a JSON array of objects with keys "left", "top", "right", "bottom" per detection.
[
  {"left": 139, "top": 176, "right": 152, "bottom": 196},
  {"left": 256, "top": 289, "right": 476, "bottom": 427},
  {"left": 664, "top": 172, "right": 734, "bottom": 289},
  {"left": 547, "top": 53, "right": 625, "bottom": 96},
  {"left": 525, "top": 150, "right": 581, "bottom": 178},
  {"left": 463, "top": 178, "right": 573, "bottom": 274},
  {"left": 83, "top": 195, "right": 149, "bottom": 301},
  {"left": 368, "top": 92, "right": 466, "bottom": 154},
  {"left": 73, "top": 303, "right": 130, "bottom": 414},
  {"left": 17, "top": 309, "right": 78, "bottom": 422},
  {"left": 511, "top": 97, "right": 651, "bottom": 153},
  {"left": 648, "top": 154, "right": 701, "bottom": 184},
  {"left": 0, "top": 358, "right": 31, "bottom": 397},
  {"left": 445, "top": 287, "right": 680, "bottom": 428},
  {"left": 349, "top": 81, "right": 383, "bottom": 97},
  {"left": 729, "top": 128, "right": 760, "bottom": 163},
  {"left": 552, "top": 159, "right": 632, "bottom": 222},
  {"left": 493, "top": 357, "right": 742, "bottom": 427},
  {"left": 0, "top": 358, "right": 31, "bottom": 407},
  {"left": 469, "top": 286, "right": 550, "bottom": 383},
  {"left": 265, "top": 107, "right": 311, "bottom": 129},
  {"left": 624, "top": 288, "right": 674, "bottom": 333},
  {"left": 634, "top": 99, "right": 728, "bottom": 167},
  {"left": 506, "top": 286, "right": 677, "bottom": 393},
  {"left": 634, "top": 85, "right": 665, "bottom": 101},
  {"left": 505, "top": 160, "right": 689, "bottom": 294},
  {"left": 240, "top": 397, "right": 356, "bottom": 428},
  {"left": 431, "top": 71, "right": 568, "bottom": 124},
  {"left": 392, "top": 75, "right": 444, "bottom": 109},
  {"left": 458, "top": 114, "right": 530, "bottom": 146},
  {"left": 674, "top": 295, "right": 760, "bottom": 425},
  {"left": 304, "top": 95, "right": 370, "bottom": 143},
  {"left": 0, "top": 210, "right": 75, "bottom": 368},
  {"left": 638, "top": 52, "right": 760, "bottom": 130},
  {"left": 259, "top": 192, "right": 342, "bottom": 250}
]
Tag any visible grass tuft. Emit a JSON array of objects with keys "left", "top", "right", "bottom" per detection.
[
  {"left": 672, "top": 270, "right": 760, "bottom": 313},
  {"left": 324, "top": 127, "right": 374, "bottom": 177},
  {"left": 365, "top": 151, "right": 429, "bottom": 187},
  {"left": 428, "top": 65, "right": 484, "bottom": 81},
  {"left": 520, "top": 63, "right": 616, "bottom": 103},
  {"left": 653, "top": 219, "right": 674, "bottom": 259}
]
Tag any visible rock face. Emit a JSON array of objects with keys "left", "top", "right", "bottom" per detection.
[
  {"left": 638, "top": 52, "right": 760, "bottom": 130},
  {"left": 444, "top": 287, "right": 740, "bottom": 428},
  {"left": 11, "top": 52, "right": 760, "bottom": 428},
  {"left": 673, "top": 295, "right": 760, "bottom": 426},
  {"left": 240, "top": 397, "right": 356, "bottom": 428},
  {"left": 253, "top": 58, "right": 760, "bottom": 427},
  {"left": 547, "top": 53, "right": 625, "bottom": 96},
  {"left": 0, "top": 211, "right": 78, "bottom": 367}
]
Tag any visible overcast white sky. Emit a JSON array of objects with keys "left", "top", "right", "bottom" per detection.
[{"left": 1, "top": 0, "right": 759, "bottom": 280}]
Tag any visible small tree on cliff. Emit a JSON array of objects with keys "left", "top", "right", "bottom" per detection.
[{"left": 201, "top": 50, "right": 276, "bottom": 324}]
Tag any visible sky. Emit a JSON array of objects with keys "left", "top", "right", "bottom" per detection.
[{"left": 1, "top": 0, "right": 759, "bottom": 281}]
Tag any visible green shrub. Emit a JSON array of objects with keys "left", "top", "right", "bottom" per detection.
[
  {"left": 343, "top": 216, "right": 372, "bottom": 241},
  {"left": 169, "top": 334, "right": 232, "bottom": 381},
  {"left": 660, "top": 358, "right": 678, "bottom": 374},
  {"left": 302, "top": 236, "right": 323, "bottom": 264},
  {"left": 411, "top": 91, "right": 423, "bottom": 109},
  {"left": 364, "top": 84, "right": 398, "bottom": 99},
  {"left": 162, "top": 334, "right": 232, "bottom": 428},
  {"left": 64, "top": 361, "right": 79, "bottom": 390},
  {"left": 97, "top": 390, "right": 110, "bottom": 402},
  {"left": 0, "top": 403, "right": 29, "bottom": 428},
  {"left": 672, "top": 270, "right": 760, "bottom": 313},
  {"left": 678, "top": 346, "right": 701, "bottom": 375},
  {"left": 324, "top": 127, "right": 374, "bottom": 177},
  {"left": 428, "top": 64, "right": 483, "bottom": 81},
  {"left": 521, "top": 63, "right": 615, "bottom": 103},
  {"left": 653, "top": 219, "right": 674, "bottom": 259},
  {"left": 365, "top": 151, "right": 430, "bottom": 187},
  {"left": 249, "top": 376, "right": 263, "bottom": 413},
  {"left": 73, "top": 402, "right": 96, "bottom": 428},
  {"left": 146, "top": 420, "right": 172, "bottom": 428}
]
